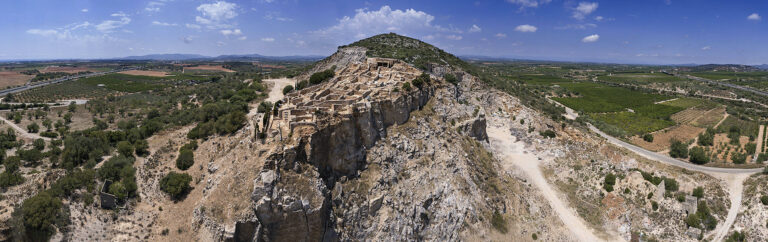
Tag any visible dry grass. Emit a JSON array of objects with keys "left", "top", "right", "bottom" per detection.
[
  {"left": 0, "top": 71, "right": 33, "bottom": 89},
  {"left": 118, "top": 70, "right": 170, "bottom": 77},
  {"left": 630, "top": 124, "right": 704, "bottom": 151},
  {"left": 40, "top": 66, "right": 95, "bottom": 73},
  {"left": 691, "top": 107, "right": 726, "bottom": 128}
]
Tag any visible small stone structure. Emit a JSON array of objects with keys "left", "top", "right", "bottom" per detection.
[
  {"left": 100, "top": 180, "right": 117, "bottom": 209},
  {"left": 653, "top": 180, "right": 665, "bottom": 201},
  {"left": 683, "top": 195, "right": 698, "bottom": 215}
]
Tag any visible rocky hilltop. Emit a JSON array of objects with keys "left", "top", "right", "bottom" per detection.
[{"left": 57, "top": 33, "right": 765, "bottom": 242}]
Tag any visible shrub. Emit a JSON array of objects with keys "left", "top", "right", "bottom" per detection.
[
  {"left": 309, "top": 69, "right": 335, "bottom": 85},
  {"left": 692, "top": 187, "right": 704, "bottom": 199},
  {"left": 160, "top": 172, "right": 192, "bottom": 200},
  {"left": 731, "top": 152, "right": 747, "bottom": 164},
  {"left": 726, "top": 231, "right": 746, "bottom": 242},
  {"left": 761, "top": 195, "right": 768, "bottom": 205},
  {"left": 176, "top": 149, "right": 194, "bottom": 170},
  {"left": 282, "top": 85, "right": 294, "bottom": 94},
  {"left": 698, "top": 131, "right": 714, "bottom": 146},
  {"left": 401, "top": 82, "right": 412, "bottom": 92},
  {"left": 257, "top": 102, "right": 273, "bottom": 113},
  {"left": 22, "top": 192, "right": 61, "bottom": 236},
  {"left": 444, "top": 73, "right": 459, "bottom": 85},
  {"left": 686, "top": 213, "right": 701, "bottom": 228},
  {"left": 33, "top": 139, "right": 45, "bottom": 150},
  {"left": 745, "top": 142, "right": 757, "bottom": 155},
  {"left": 669, "top": 139, "right": 689, "bottom": 158},
  {"left": 604, "top": 173, "right": 617, "bottom": 192},
  {"left": 651, "top": 201, "right": 658, "bottom": 211},
  {"left": 540, "top": 130, "right": 556, "bottom": 139},
  {"left": 134, "top": 139, "right": 149, "bottom": 157},
  {"left": 689, "top": 146, "right": 710, "bottom": 164},
  {"left": 26, "top": 123, "right": 40, "bottom": 133},
  {"left": 491, "top": 210, "right": 507, "bottom": 234},
  {"left": 117, "top": 141, "right": 134, "bottom": 157},
  {"left": 758, "top": 153, "right": 768, "bottom": 163},
  {"left": 643, "top": 133, "right": 654, "bottom": 142}
]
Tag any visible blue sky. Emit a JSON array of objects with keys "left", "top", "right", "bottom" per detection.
[{"left": 1, "top": 0, "right": 766, "bottom": 64}]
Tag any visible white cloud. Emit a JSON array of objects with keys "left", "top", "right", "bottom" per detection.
[
  {"left": 747, "top": 13, "right": 761, "bottom": 21},
  {"left": 95, "top": 12, "right": 131, "bottom": 32},
  {"left": 81, "top": 9, "right": 88, "bottom": 13},
  {"left": 26, "top": 29, "right": 61, "bottom": 38},
  {"left": 514, "top": 24, "right": 537, "bottom": 32},
  {"left": 186, "top": 24, "right": 201, "bottom": 29},
  {"left": 573, "top": 2, "right": 599, "bottom": 20},
  {"left": 314, "top": 6, "right": 455, "bottom": 44},
  {"left": 216, "top": 41, "right": 225, "bottom": 46},
  {"left": 261, "top": 37, "right": 275, "bottom": 42},
  {"left": 182, "top": 36, "right": 193, "bottom": 44},
  {"left": 555, "top": 23, "right": 597, "bottom": 30},
  {"left": 469, "top": 24, "right": 482, "bottom": 33},
  {"left": 237, "top": 36, "right": 247, "bottom": 40},
  {"left": 701, "top": 46, "right": 711, "bottom": 50},
  {"left": 151, "top": 21, "right": 177, "bottom": 26},
  {"left": 196, "top": 1, "right": 238, "bottom": 29},
  {"left": 594, "top": 16, "right": 603, "bottom": 21},
  {"left": 264, "top": 12, "right": 293, "bottom": 22},
  {"left": 505, "top": 0, "right": 552, "bottom": 8},
  {"left": 220, "top": 29, "right": 243, "bottom": 37},
  {"left": 495, "top": 33, "right": 507, "bottom": 38},
  {"left": 581, "top": 34, "right": 599, "bottom": 43},
  {"left": 445, "top": 34, "right": 463, "bottom": 40}
]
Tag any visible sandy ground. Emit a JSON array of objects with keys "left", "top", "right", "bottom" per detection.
[
  {"left": 487, "top": 124, "right": 611, "bottom": 241},
  {"left": 708, "top": 173, "right": 749, "bottom": 242},
  {"left": 263, "top": 78, "right": 294, "bottom": 103},
  {"left": 118, "top": 70, "right": 170, "bottom": 77}
]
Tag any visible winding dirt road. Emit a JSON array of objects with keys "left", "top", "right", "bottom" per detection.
[
  {"left": 487, "top": 124, "right": 614, "bottom": 241},
  {"left": 588, "top": 124, "right": 761, "bottom": 241}
]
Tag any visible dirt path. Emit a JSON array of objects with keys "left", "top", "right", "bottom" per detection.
[
  {"left": 708, "top": 173, "right": 749, "bottom": 242},
  {"left": 487, "top": 124, "right": 614, "bottom": 241},
  {"left": 0, "top": 115, "right": 50, "bottom": 141},
  {"left": 713, "top": 113, "right": 729, "bottom": 129},
  {"left": 588, "top": 123, "right": 761, "bottom": 242},
  {"left": 263, "top": 78, "right": 294, "bottom": 104},
  {"left": 753, "top": 125, "right": 765, "bottom": 162}
]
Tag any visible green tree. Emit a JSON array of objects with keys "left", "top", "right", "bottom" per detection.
[
  {"left": 117, "top": 141, "right": 134, "bottom": 157},
  {"left": 160, "top": 172, "right": 192, "bottom": 200},
  {"left": 176, "top": 149, "right": 194, "bottom": 170},
  {"left": 134, "top": 139, "right": 149, "bottom": 157},
  {"left": 282, "top": 85, "right": 294, "bottom": 95},
  {"left": 21, "top": 192, "right": 61, "bottom": 236},
  {"left": 731, "top": 152, "right": 747, "bottom": 164},
  {"left": 669, "top": 139, "right": 689, "bottom": 158},
  {"left": 692, "top": 187, "right": 704, "bottom": 199},
  {"left": 26, "top": 122, "right": 39, "bottom": 133},
  {"left": 643, "top": 133, "right": 654, "bottom": 142},
  {"left": 32, "top": 138, "right": 45, "bottom": 150},
  {"left": 603, "top": 173, "right": 617, "bottom": 192},
  {"left": 109, "top": 181, "right": 128, "bottom": 201},
  {"left": 689, "top": 146, "right": 710, "bottom": 164}
]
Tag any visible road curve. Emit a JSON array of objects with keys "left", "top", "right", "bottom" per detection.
[{"left": 588, "top": 124, "right": 762, "bottom": 174}]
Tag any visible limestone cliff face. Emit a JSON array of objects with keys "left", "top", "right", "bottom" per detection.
[{"left": 296, "top": 46, "right": 367, "bottom": 81}]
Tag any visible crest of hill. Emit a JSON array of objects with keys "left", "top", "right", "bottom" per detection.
[{"left": 343, "top": 33, "right": 472, "bottom": 71}]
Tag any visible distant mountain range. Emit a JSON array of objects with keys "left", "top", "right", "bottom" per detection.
[{"left": 117, "top": 53, "right": 325, "bottom": 62}]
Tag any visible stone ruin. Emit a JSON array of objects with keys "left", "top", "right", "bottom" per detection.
[
  {"left": 272, "top": 57, "right": 423, "bottom": 136},
  {"left": 99, "top": 180, "right": 117, "bottom": 209}
]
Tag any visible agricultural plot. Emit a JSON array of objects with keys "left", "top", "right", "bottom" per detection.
[
  {"left": 514, "top": 74, "right": 570, "bottom": 85},
  {"left": 183, "top": 65, "right": 235, "bottom": 73},
  {"left": 118, "top": 70, "right": 170, "bottom": 77},
  {"left": 717, "top": 116, "right": 760, "bottom": 139},
  {"left": 552, "top": 82, "right": 676, "bottom": 113},
  {"left": 597, "top": 72, "right": 685, "bottom": 84},
  {"left": 590, "top": 112, "right": 677, "bottom": 136},
  {"left": 630, "top": 124, "right": 705, "bottom": 152},
  {"left": 689, "top": 71, "right": 768, "bottom": 81},
  {"left": 0, "top": 71, "right": 33, "bottom": 89},
  {"left": 14, "top": 81, "right": 115, "bottom": 103},
  {"left": 78, "top": 73, "right": 169, "bottom": 92}
]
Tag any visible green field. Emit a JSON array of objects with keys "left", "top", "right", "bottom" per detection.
[
  {"left": 513, "top": 74, "right": 570, "bottom": 85},
  {"left": 597, "top": 72, "right": 684, "bottom": 83},
  {"left": 716, "top": 115, "right": 760, "bottom": 138},
  {"left": 77, "top": 73, "right": 213, "bottom": 92},
  {"left": 552, "top": 82, "right": 675, "bottom": 113},
  {"left": 689, "top": 71, "right": 768, "bottom": 81},
  {"left": 590, "top": 112, "right": 677, "bottom": 136},
  {"left": 552, "top": 82, "right": 685, "bottom": 136}
]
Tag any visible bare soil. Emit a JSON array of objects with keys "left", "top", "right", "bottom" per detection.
[
  {"left": 0, "top": 71, "right": 33, "bottom": 89},
  {"left": 630, "top": 124, "right": 705, "bottom": 151}
]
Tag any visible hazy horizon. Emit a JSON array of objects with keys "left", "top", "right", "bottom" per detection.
[{"left": 2, "top": 0, "right": 766, "bottom": 65}]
